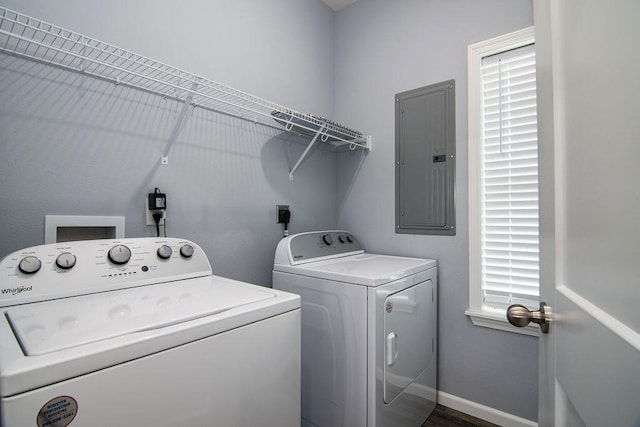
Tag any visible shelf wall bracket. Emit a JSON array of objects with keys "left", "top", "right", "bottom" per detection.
[
  {"left": 161, "top": 81, "right": 199, "bottom": 164},
  {"left": 289, "top": 125, "right": 326, "bottom": 180}
]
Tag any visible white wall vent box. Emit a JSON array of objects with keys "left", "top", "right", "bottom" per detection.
[{"left": 44, "top": 215, "right": 125, "bottom": 243}]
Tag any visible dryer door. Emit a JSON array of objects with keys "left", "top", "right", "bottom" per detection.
[{"left": 383, "top": 279, "right": 434, "bottom": 403}]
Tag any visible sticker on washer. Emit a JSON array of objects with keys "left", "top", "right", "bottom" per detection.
[{"left": 37, "top": 396, "right": 78, "bottom": 427}]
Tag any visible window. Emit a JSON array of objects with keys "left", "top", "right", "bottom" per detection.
[{"left": 466, "top": 27, "right": 539, "bottom": 335}]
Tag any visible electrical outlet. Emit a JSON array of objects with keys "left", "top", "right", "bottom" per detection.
[
  {"left": 146, "top": 198, "right": 166, "bottom": 226},
  {"left": 277, "top": 205, "right": 290, "bottom": 223}
]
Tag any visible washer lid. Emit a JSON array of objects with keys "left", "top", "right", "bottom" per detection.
[
  {"left": 274, "top": 253, "right": 436, "bottom": 286},
  {"left": 6, "top": 276, "right": 276, "bottom": 356}
]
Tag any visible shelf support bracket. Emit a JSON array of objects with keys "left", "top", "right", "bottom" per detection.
[
  {"left": 161, "top": 81, "right": 198, "bottom": 165},
  {"left": 289, "top": 124, "right": 326, "bottom": 180}
]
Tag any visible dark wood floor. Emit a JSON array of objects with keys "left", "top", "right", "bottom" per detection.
[{"left": 423, "top": 404, "right": 500, "bottom": 427}]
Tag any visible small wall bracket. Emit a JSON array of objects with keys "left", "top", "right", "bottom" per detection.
[{"left": 288, "top": 125, "right": 326, "bottom": 180}]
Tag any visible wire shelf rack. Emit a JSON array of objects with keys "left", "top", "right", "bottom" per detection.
[{"left": 0, "top": 7, "right": 370, "bottom": 168}]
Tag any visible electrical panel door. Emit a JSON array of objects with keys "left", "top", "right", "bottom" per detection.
[{"left": 395, "top": 80, "right": 455, "bottom": 235}]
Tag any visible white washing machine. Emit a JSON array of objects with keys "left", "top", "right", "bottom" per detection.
[
  {"left": 0, "top": 237, "right": 300, "bottom": 427},
  {"left": 272, "top": 230, "right": 437, "bottom": 427}
]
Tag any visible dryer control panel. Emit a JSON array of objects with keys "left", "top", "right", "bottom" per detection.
[
  {"left": 0, "top": 237, "right": 212, "bottom": 307},
  {"left": 274, "top": 230, "right": 364, "bottom": 265}
]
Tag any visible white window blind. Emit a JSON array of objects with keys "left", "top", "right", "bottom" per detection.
[{"left": 480, "top": 44, "right": 539, "bottom": 311}]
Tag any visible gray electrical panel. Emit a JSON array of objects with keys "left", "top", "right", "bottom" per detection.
[{"left": 395, "top": 80, "right": 455, "bottom": 235}]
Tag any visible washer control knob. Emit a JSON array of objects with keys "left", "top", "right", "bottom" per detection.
[
  {"left": 322, "top": 234, "right": 333, "bottom": 246},
  {"left": 346, "top": 234, "right": 354, "bottom": 243},
  {"left": 338, "top": 234, "right": 347, "bottom": 243},
  {"left": 157, "top": 245, "right": 173, "bottom": 260},
  {"left": 180, "top": 244, "right": 194, "bottom": 258},
  {"left": 19, "top": 256, "right": 41, "bottom": 274},
  {"left": 55, "top": 252, "right": 77, "bottom": 269},
  {"left": 108, "top": 245, "right": 132, "bottom": 265}
]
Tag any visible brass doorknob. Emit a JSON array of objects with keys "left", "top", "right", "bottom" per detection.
[{"left": 507, "top": 302, "right": 550, "bottom": 334}]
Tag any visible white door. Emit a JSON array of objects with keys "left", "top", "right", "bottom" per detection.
[{"left": 535, "top": 1, "right": 640, "bottom": 425}]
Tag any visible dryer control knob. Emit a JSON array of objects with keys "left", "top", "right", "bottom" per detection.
[
  {"left": 180, "top": 244, "right": 195, "bottom": 258},
  {"left": 19, "top": 256, "right": 41, "bottom": 274},
  {"left": 322, "top": 234, "right": 333, "bottom": 246},
  {"left": 56, "top": 252, "right": 77, "bottom": 269},
  {"left": 108, "top": 245, "right": 132, "bottom": 265},
  {"left": 339, "top": 235, "right": 347, "bottom": 243},
  {"left": 157, "top": 245, "right": 173, "bottom": 259}
]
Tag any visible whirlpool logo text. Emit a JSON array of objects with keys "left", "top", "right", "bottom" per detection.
[{"left": 1, "top": 285, "right": 33, "bottom": 295}]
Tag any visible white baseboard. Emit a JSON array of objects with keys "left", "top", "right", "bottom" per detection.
[{"left": 436, "top": 391, "right": 537, "bottom": 427}]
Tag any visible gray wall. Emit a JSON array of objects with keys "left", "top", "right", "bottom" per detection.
[
  {"left": 0, "top": 0, "right": 539, "bottom": 422},
  {"left": 0, "top": 0, "right": 338, "bottom": 286},
  {"left": 333, "top": 0, "right": 539, "bottom": 421}
]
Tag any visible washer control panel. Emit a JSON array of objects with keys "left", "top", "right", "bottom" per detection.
[
  {"left": 0, "top": 237, "right": 211, "bottom": 307},
  {"left": 275, "top": 230, "right": 364, "bottom": 265}
]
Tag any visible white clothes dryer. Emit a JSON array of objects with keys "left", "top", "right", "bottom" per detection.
[
  {"left": 0, "top": 237, "right": 300, "bottom": 427},
  {"left": 272, "top": 230, "right": 437, "bottom": 427}
]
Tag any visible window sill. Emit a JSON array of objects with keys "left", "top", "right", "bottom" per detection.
[{"left": 465, "top": 309, "right": 539, "bottom": 337}]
